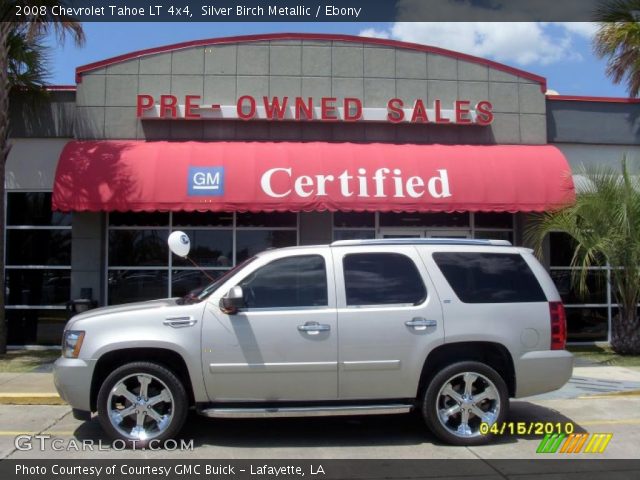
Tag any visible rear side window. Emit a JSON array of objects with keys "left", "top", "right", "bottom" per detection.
[
  {"left": 343, "top": 253, "right": 426, "bottom": 306},
  {"left": 432, "top": 252, "right": 546, "bottom": 303}
]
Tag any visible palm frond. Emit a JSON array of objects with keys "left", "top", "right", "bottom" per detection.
[
  {"left": 1, "top": 1, "right": 85, "bottom": 46},
  {"left": 593, "top": 5, "right": 640, "bottom": 97},
  {"left": 7, "top": 29, "right": 49, "bottom": 90},
  {"left": 595, "top": 0, "right": 640, "bottom": 22},
  {"left": 527, "top": 158, "right": 640, "bottom": 327}
]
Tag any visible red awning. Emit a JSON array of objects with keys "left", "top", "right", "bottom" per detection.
[{"left": 52, "top": 141, "right": 575, "bottom": 213}]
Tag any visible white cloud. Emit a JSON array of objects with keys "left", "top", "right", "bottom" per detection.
[
  {"left": 359, "top": 22, "right": 593, "bottom": 67},
  {"left": 358, "top": 28, "right": 390, "bottom": 40},
  {"left": 553, "top": 22, "right": 598, "bottom": 39}
]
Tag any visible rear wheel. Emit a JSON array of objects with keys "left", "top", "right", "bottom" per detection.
[
  {"left": 97, "top": 361, "right": 188, "bottom": 448},
  {"left": 422, "top": 361, "right": 508, "bottom": 446}
]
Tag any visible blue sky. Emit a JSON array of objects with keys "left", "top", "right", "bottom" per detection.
[{"left": 47, "top": 22, "right": 628, "bottom": 97}]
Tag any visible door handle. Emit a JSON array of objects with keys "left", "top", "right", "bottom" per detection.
[
  {"left": 405, "top": 318, "right": 437, "bottom": 330},
  {"left": 297, "top": 322, "right": 331, "bottom": 335},
  {"left": 163, "top": 316, "right": 197, "bottom": 328}
]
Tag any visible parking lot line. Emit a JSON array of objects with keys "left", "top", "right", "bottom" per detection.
[{"left": 579, "top": 419, "right": 640, "bottom": 426}]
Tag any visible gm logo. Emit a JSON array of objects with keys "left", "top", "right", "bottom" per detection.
[{"left": 188, "top": 167, "right": 224, "bottom": 196}]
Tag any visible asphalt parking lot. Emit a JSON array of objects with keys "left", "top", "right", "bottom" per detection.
[{"left": 0, "top": 394, "right": 638, "bottom": 460}]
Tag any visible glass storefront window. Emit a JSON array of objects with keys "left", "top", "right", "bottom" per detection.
[
  {"left": 548, "top": 232, "right": 606, "bottom": 267},
  {"left": 106, "top": 212, "right": 299, "bottom": 305},
  {"left": 474, "top": 212, "right": 513, "bottom": 229},
  {"left": 333, "top": 212, "right": 376, "bottom": 240},
  {"left": 173, "top": 212, "right": 233, "bottom": 227},
  {"left": 236, "top": 230, "right": 297, "bottom": 262},
  {"left": 109, "top": 230, "right": 169, "bottom": 266},
  {"left": 4, "top": 192, "right": 71, "bottom": 345},
  {"left": 237, "top": 212, "right": 297, "bottom": 227},
  {"left": 333, "top": 213, "right": 513, "bottom": 242},
  {"left": 566, "top": 307, "right": 609, "bottom": 342},
  {"left": 548, "top": 230, "right": 611, "bottom": 342},
  {"left": 550, "top": 270, "right": 608, "bottom": 305},
  {"left": 6, "top": 230, "right": 71, "bottom": 265},
  {"left": 7, "top": 192, "right": 71, "bottom": 226},
  {"left": 379, "top": 212, "right": 470, "bottom": 227},
  {"left": 5, "top": 309, "right": 69, "bottom": 345},
  {"left": 171, "top": 270, "right": 226, "bottom": 298},
  {"left": 549, "top": 232, "right": 576, "bottom": 267},
  {"left": 172, "top": 230, "right": 233, "bottom": 267},
  {"left": 109, "top": 212, "right": 170, "bottom": 227},
  {"left": 108, "top": 269, "right": 168, "bottom": 304},
  {"left": 5, "top": 269, "right": 70, "bottom": 305},
  {"left": 334, "top": 212, "right": 375, "bottom": 228},
  {"left": 550, "top": 233, "right": 608, "bottom": 342},
  {"left": 333, "top": 230, "right": 376, "bottom": 241},
  {"left": 473, "top": 230, "right": 513, "bottom": 243}
]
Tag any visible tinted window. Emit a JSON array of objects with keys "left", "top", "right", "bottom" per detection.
[
  {"left": 6, "top": 230, "right": 71, "bottom": 265},
  {"left": 240, "top": 255, "right": 327, "bottom": 309},
  {"left": 7, "top": 192, "right": 71, "bottom": 226},
  {"left": 433, "top": 252, "right": 546, "bottom": 303},
  {"left": 236, "top": 230, "right": 297, "bottom": 262},
  {"left": 379, "top": 212, "right": 469, "bottom": 227},
  {"left": 343, "top": 253, "right": 426, "bottom": 306},
  {"left": 236, "top": 212, "right": 297, "bottom": 227},
  {"left": 108, "top": 212, "right": 169, "bottom": 226},
  {"left": 108, "top": 230, "right": 168, "bottom": 266}
]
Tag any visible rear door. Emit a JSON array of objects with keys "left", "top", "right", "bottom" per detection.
[{"left": 332, "top": 246, "right": 445, "bottom": 399}]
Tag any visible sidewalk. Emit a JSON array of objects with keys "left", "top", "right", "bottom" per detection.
[
  {"left": 0, "top": 366, "right": 639, "bottom": 406},
  {"left": 0, "top": 371, "right": 64, "bottom": 405}
]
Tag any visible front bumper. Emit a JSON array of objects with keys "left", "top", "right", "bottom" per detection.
[
  {"left": 514, "top": 350, "right": 574, "bottom": 398},
  {"left": 53, "top": 357, "right": 95, "bottom": 412}
]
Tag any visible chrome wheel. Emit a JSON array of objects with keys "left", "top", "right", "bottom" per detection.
[
  {"left": 107, "top": 373, "right": 174, "bottom": 441},
  {"left": 435, "top": 371, "right": 500, "bottom": 439}
]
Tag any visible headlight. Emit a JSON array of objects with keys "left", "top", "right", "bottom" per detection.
[{"left": 62, "top": 330, "right": 85, "bottom": 358}]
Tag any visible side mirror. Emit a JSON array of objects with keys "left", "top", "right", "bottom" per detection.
[{"left": 219, "top": 286, "right": 244, "bottom": 315}]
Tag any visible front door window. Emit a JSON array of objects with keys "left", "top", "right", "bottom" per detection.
[{"left": 238, "top": 255, "right": 328, "bottom": 309}]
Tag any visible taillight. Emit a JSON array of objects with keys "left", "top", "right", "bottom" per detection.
[{"left": 549, "top": 301, "right": 567, "bottom": 350}]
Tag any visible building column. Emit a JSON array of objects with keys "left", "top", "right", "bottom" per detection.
[{"left": 299, "top": 212, "right": 333, "bottom": 245}]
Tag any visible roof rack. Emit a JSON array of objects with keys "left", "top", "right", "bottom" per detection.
[{"left": 330, "top": 238, "right": 513, "bottom": 247}]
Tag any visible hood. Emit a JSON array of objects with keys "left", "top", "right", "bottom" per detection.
[{"left": 65, "top": 298, "right": 179, "bottom": 329}]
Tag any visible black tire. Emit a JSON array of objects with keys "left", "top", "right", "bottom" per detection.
[
  {"left": 422, "top": 361, "right": 508, "bottom": 446},
  {"left": 97, "top": 361, "right": 188, "bottom": 448}
]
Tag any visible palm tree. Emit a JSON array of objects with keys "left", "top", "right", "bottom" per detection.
[
  {"left": 0, "top": 2, "right": 84, "bottom": 353},
  {"left": 526, "top": 160, "right": 640, "bottom": 354},
  {"left": 594, "top": 0, "right": 640, "bottom": 96}
]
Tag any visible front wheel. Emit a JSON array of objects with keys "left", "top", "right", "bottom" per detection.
[
  {"left": 422, "top": 361, "right": 508, "bottom": 446},
  {"left": 97, "top": 361, "right": 188, "bottom": 448}
]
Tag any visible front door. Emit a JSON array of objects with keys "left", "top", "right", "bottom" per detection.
[{"left": 201, "top": 251, "right": 338, "bottom": 402}]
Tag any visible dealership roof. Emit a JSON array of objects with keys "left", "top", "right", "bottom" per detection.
[{"left": 74, "top": 32, "right": 548, "bottom": 91}]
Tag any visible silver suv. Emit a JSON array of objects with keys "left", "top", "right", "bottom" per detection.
[{"left": 54, "top": 239, "right": 573, "bottom": 447}]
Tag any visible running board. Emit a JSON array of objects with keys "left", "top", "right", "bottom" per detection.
[{"left": 198, "top": 404, "right": 413, "bottom": 418}]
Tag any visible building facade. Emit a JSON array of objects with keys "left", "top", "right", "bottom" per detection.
[{"left": 6, "top": 33, "right": 640, "bottom": 345}]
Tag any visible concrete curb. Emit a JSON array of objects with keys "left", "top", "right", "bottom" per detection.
[
  {"left": 579, "top": 389, "right": 640, "bottom": 399},
  {"left": 0, "top": 393, "right": 67, "bottom": 405}
]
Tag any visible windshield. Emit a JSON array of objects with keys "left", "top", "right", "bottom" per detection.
[{"left": 194, "top": 256, "right": 257, "bottom": 301}]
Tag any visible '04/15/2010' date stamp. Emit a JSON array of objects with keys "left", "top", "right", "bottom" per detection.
[{"left": 480, "top": 422, "right": 575, "bottom": 436}]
